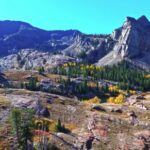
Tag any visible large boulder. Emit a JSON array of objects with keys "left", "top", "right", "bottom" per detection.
[
  {"left": 40, "top": 107, "right": 50, "bottom": 118},
  {"left": 91, "top": 104, "right": 106, "bottom": 112}
]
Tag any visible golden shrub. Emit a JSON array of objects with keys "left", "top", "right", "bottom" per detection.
[
  {"left": 107, "top": 94, "right": 125, "bottom": 104},
  {"left": 107, "top": 97, "right": 115, "bottom": 103},
  {"left": 109, "top": 85, "right": 119, "bottom": 92},
  {"left": 83, "top": 96, "right": 101, "bottom": 105},
  {"left": 129, "top": 90, "right": 136, "bottom": 95},
  {"left": 63, "top": 63, "right": 68, "bottom": 67},
  {"left": 114, "top": 94, "right": 124, "bottom": 104}
]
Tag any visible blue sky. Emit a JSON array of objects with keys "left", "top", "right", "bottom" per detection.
[{"left": 0, "top": 0, "right": 150, "bottom": 34}]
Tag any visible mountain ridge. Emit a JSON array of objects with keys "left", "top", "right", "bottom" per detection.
[{"left": 0, "top": 16, "right": 150, "bottom": 70}]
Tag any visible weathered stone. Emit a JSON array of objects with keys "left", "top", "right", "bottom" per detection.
[
  {"left": 40, "top": 107, "right": 50, "bottom": 118},
  {"left": 111, "top": 108, "right": 123, "bottom": 113},
  {"left": 91, "top": 104, "right": 106, "bottom": 112}
]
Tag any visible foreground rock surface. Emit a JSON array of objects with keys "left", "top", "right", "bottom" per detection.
[{"left": 0, "top": 89, "right": 150, "bottom": 149}]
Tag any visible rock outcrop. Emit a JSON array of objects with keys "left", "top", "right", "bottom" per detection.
[
  {"left": 0, "top": 49, "right": 75, "bottom": 70},
  {"left": 113, "top": 16, "right": 150, "bottom": 58},
  {"left": 97, "top": 15, "right": 150, "bottom": 70}
]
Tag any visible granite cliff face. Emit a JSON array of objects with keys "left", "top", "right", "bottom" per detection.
[
  {"left": 97, "top": 15, "right": 150, "bottom": 69},
  {"left": 0, "top": 16, "right": 150, "bottom": 70},
  {"left": 113, "top": 16, "right": 150, "bottom": 57}
]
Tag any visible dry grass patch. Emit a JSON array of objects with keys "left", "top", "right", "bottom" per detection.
[
  {"left": 35, "top": 118, "right": 57, "bottom": 132},
  {"left": 64, "top": 123, "right": 77, "bottom": 131},
  {"left": 143, "top": 92, "right": 150, "bottom": 100},
  {"left": 11, "top": 89, "right": 33, "bottom": 95},
  {"left": 0, "top": 89, "right": 5, "bottom": 94},
  {"left": 0, "top": 95, "right": 10, "bottom": 108},
  {"left": 46, "top": 74, "right": 68, "bottom": 82},
  {"left": 4, "top": 71, "right": 31, "bottom": 81}
]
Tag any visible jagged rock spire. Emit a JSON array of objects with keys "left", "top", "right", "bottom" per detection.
[{"left": 137, "top": 15, "right": 150, "bottom": 26}]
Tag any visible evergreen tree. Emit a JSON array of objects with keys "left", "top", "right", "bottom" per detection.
[
  {"left": 38, "top": 67, "right": 45, "bottom": 74},
  {"left": 11, "top": 108, "right": 34, "bottom": 150}
]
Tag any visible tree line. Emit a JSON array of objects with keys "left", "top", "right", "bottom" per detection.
[{"left": 50, "top": 61, "right": 150, "bottom": 91}]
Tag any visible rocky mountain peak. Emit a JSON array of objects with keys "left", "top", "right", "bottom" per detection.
[
  {"left": 125, "top": 17, "right": 136, "bottom": 22},
  {"left": 123, "top": 17, "right": 137, "bottom": 27},
  {"left": 97, "top": 15, "right": 150, "bottom": 70},
  {"left": 114, "top": 15, "right": 150, "bottom": 58},
  {"left": 137, "top": 15, "right": 150, "bottom": 26},
  {"left": 123, "top": 16, "right": 150, "bottom": 28},
  {"left": 0, "top": 20, "right": 34, "bottom": 36}
]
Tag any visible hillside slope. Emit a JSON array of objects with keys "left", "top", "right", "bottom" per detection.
[{"left": 0, "top": 16, "right": 150, "bottom": 70}]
